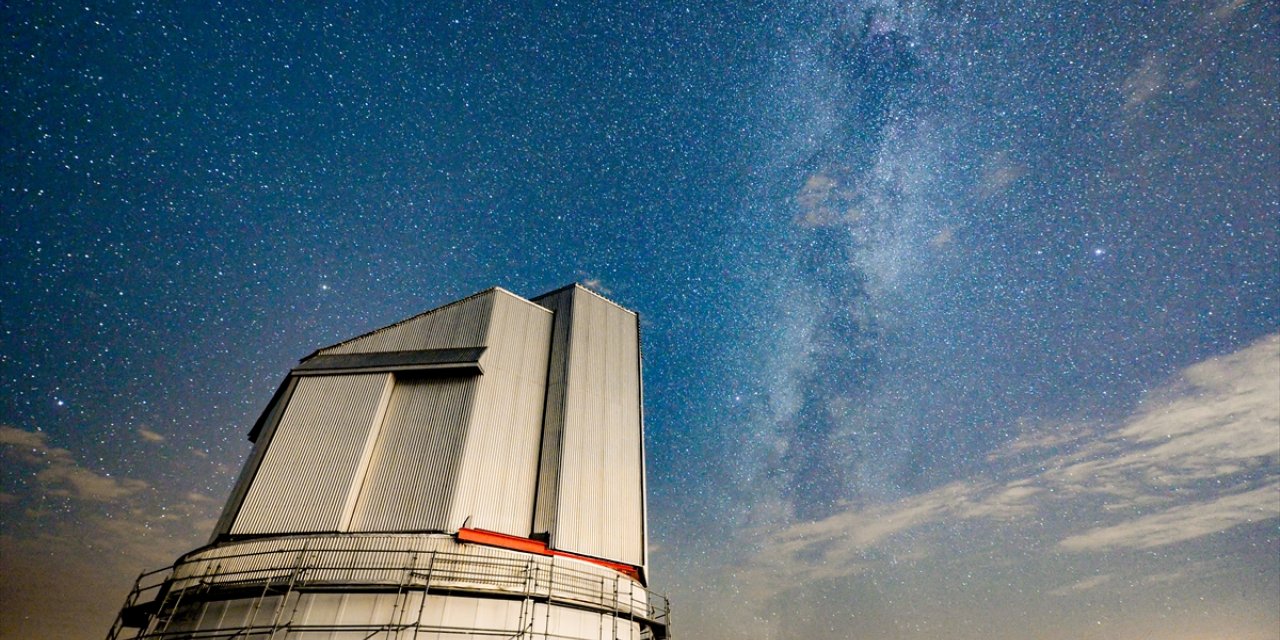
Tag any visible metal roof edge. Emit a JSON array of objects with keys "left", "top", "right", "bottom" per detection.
[
  {"left": 490, "top": 286, "right": 555, "bottom": 314},
  {"left": 302, "top": 287, "right": 538, "bottom": 362},
  {"left": 531, "top": 283, "right": 636, "bottom": 315}
]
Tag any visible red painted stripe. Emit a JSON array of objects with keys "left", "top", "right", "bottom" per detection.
[
  {"left": 456, "top": 527, "right": 549, "bottom": 554},
  {"left": 456, "top": 527, "right": 641, "bottom": 581}
]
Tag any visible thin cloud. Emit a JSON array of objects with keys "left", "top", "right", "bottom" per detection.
[
  {"left": 37, "top": 465, "right": 147, "bottom": 501},
  {"left": 739, "top": 332, "right": 1280, "bottom": 586},
  {"left": 794, "top": 171, "right": 861, "bottom": 228},
  {"left": 0, "top": 426, "right": 45, "bottom": 449},
  {"left": 1204, "top": 0, "right": 1249, "bottom": 24},
  {"left": 0, "top": 425, "right": 148, "bottom": 502},
  {"left": 0, "top": 456, "right": 224, "bottom": 638},
  {"left": 0, "top": 428, "right": 220, "bottom": 639},
  {"left": 975, "top": 151, "right": 1027, "bottom": 200},
  {"left": 1060, "top": 482, "right": 1280, "bottom": 550},
  {"left": 580, "top": 277, "right": 613, "bottom": 296},
  {"left": 184, "top": 491, "right": 216, "bottom": 503},
  {"left": 1121, "top": 53, "right": 1167, "bottom": 112},
  {"left": 137, "top": 427, "right": 166, "bottom": 443},
  {"left": 1048, "top": 574, "right": 1113, "bottom": 596},
  {"left": 1044, "top": 332, "right": 1279, "bottom": 499}
]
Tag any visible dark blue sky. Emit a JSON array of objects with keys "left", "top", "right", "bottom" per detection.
[{"left": 2, "top": 1, "right": 1277, "bottom": 638}]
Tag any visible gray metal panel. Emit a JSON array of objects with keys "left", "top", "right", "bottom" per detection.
[
  {"left": 231, "top": 373, "right": 393, "bottom": 534},
  {"left": 211, "top": 376, "right": 298, "bottom": 541},
  {"left": 536, "top": 287, "right": 646, "bottom": 567},
  {"left": 318, "top": 289, "right": 497, "bottom": 355},
  {"left": 348, "top": 375, "right": 477, "bottom": 532},
  {"left": 294, "top": 347, "right": 487, "bottom": 375},
  {"left": 532, "top": 288, "right": 573, "bottom": 536},
  {"left": 449, "top": 290, "right": 553, "bottom": 536},
  {"left": 635, "top": 311, "right": 650, "bottom": 573}
]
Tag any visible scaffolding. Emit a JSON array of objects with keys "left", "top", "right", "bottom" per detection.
[{"left": 106, "top": 537, "right": 671, "bottom": 640}]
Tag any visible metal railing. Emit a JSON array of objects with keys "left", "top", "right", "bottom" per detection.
[{"left": 107, "top": 539, "right": 670, "bottom": 640}]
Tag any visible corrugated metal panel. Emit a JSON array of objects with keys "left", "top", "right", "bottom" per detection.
[
  {"left": 293, "top": 346, "right": 486, "bottom": 375},
  {"left": 174, "top": 533, "right": 656, "bottom": 614},
  {"left": 318, "top": 289, "right": 497, "bottom": 355},
  {"left": 225, "top": 285, "right": 644, "bottom": 564},
  {"left": 536, "top": 287, "right": 646, "bottom": 568},
  {"left": 449, "top": 290, "right": 554, "bottom": 536},
  {"left": 532, "top": 288, "right": 573, "bottom": 537},
  {"left": 231, "top": 374, "right": 393, "bottom": 534},
  {"left": 167, "top": 592, "right": 640, "bottom": 640},
  {"left": 349, "top": 375, "right": 477, "bottom": 532},
  {"left": 211, "top": 376, "right": 298, "bottom": 540}
]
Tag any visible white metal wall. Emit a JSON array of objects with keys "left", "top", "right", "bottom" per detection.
[
  {"left": 224, "top": 286, "right": 645, "bottom": 570},
  {"left": 349, "top": 376, "right": 477, "bottom": 532},
  {"left": 156, "top": 533, "right": 662, "bottom": 639},
  {"left": 448, "top": 291, "right": 553, "bottom": 535},
  {"left": 164, "top": 592, "right": 643, "bottom": 640},
  {"left": 228, "top": 289, "right": 555, "bottom": 539},
  {"left": 231, "top": 374, "right": 393, "bottom": 534},
  {"left": 317, "top": 289, "right": 496, "bottom": 356},
  {"left": 534, "top": 287, "right": 646, "bottom": 568}
]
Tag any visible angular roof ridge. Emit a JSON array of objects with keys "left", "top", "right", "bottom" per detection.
[
  {"left": 305, "top": 287, "right": 514, "bottom": 360},
  {"left": 492, "top": 286, "right": 556, "bottom": 313},
  {"left": 532, "top": 282, "right": 635, "bottom": 315}
]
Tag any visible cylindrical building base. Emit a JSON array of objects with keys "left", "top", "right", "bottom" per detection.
[{"left": 107, "top": 533, "right": 669, "bottom": 640}]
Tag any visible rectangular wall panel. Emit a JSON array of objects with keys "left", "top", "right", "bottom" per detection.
[
  {"left": 449, "top": 291, "right": 553, "bottom": 536},
  {"left": 349, "top": 375, "right": 477, "bottom": 532},
  {"left": 319, "top": 290, "right": 496, "bottom": 355},
  {"left": 535, "top": 287, "right": 646, "bottom": 567},
  {"left": 231, "top": 373, "right": 393, "bottom": 535},
  {"left": 532, "top": 288, "right": 574, "bottom": 536}
]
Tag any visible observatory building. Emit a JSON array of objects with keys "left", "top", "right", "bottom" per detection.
[{"left": 107, "top": 285, "right": 670, "bottom": 640}]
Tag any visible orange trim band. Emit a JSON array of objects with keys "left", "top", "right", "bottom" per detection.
[{"left": 456, "top": 527, "right": 641, "bottom": 581}]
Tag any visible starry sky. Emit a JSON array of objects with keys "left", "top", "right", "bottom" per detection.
[{"left": 1, "top": 1, "right": 1277, "bottom": 639}]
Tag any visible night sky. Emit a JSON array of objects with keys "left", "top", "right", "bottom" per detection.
[{"left": 2, "top": 1, "right": 1277, "bottom": 639}]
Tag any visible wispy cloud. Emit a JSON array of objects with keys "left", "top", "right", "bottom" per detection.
[
  {"left": 1048, "top": 574, "right": 1113, "bottom": 596},
  {"left": 740, "top": 332, "right": 1280, "bottom": 590},
  {"left": 0, "top": 426, "right": 45, "bottom": 449},
  {"left": 579, "top": 277, "right": 613, "bottom": 296},
  {"left": 1204, "top": 0, "right": 1249, "bottom": 24},
  {"left": 1060, "top": 482, "right": 1280, "bottom": 550},
  {"left": 974, "top": 151, "right": 1027, "bottom": 200},
  {"left": 0, "top": 426, "right": 148, "bottom": 501},
  {"left": 137, "top": 427, "right": 166, "bottom": 443},
  {"left": 794, "top": 171, "right": 862, "bottom": 229},
  {"left": 0, "top": 426, "right": 222, "bottom": 639},
  {"left": 1120, "top": 53, "right": 1167, "bottom": 112}
]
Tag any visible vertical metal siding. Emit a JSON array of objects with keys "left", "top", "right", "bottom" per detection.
[
  {"left": 318, "top": 289, "right": 496, "bottom": 355},
  {"left": 449, "top": 291, "right": 553, "bottom": 536},
  {"left": 224, "top": 286, "right": 644, "bottom": 568},
  {"left": 169, "top": 591, "right": 640, "bottom": 639},
  {"left": 634, "top": 311, "right": 650, "bottom": 571},
  {"left": 210, "top": 376, "right": 298, "bottom": 540},
  {"left": 532, "top": 288, "right": 574, "bottom": 537},
  {"left": 349, "top": 375, "right": 477, "bottom": 532},
  {"left": 541, "top": 287, "right": 646, "bottom": 567},
  {"left": 231, "top": 373, "right": 393, "bottom": 534}
]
